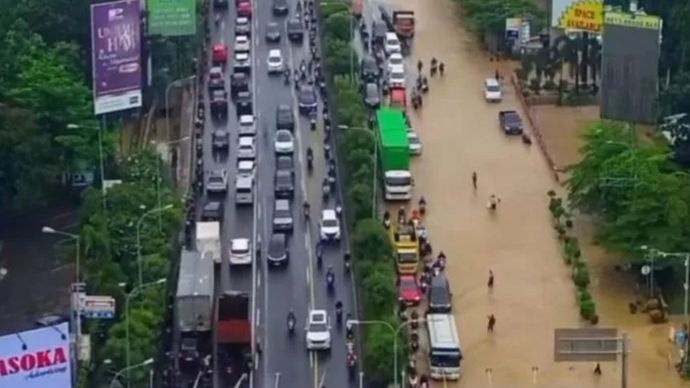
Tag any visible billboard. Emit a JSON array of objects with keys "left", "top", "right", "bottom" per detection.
[
  {"left": 551, "top": 0, "right": 604, "bottom": 33},
  {"left": 0, "top": 323, "right": 72, "bottom": 387},
  {"left": 600, "top": 12, "right": 662, "bottom": 124},
  {"left": 148, "top": 0, "right": 197, "bottom": 36},
  {"left": 91, "top": 0, "right": 143, "bottom": 115}
]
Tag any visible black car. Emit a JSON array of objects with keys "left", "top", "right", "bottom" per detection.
[
  {"left": 297, "top": 84, "right": 318, "bottom": 113},
  {"left": 428, "top": 274, "right": 453, "bottom": 313},
  {"left": 272, "top": 0, "right": 288, "bottom": 15},
  {"left": 265, "top": 22, "right": 281, "bottom": 42},
  {"left": 231, "top": 72, "right": 249, "bottom": 98},
  {"left": 201, "top": 200, "right": 224, "bottom": 221},
  {"left": 498, "top": 110, "right": 523, "bottom": 135},
  {"left": 276, "top": 155, "right": 294, "bottom": 174},
  {"left": 275, "top": 104, "right": 295, "bottom": 131},
  {"left": 213, "top": 0, "right": 228, "bottom": 9},
  {"left": 272, "top": 199, "right": 293, "bottom": 232},
  {"left": 210, "top": 90, "right": 228, "bottom": 117},
  {"left": 212, "top": 129, "right": 230, "bottom": 149},
  {"left": 274, "top": 169, "right": 295, "bottom": 198},
  {"left": 236, "top": 91, "right": 253, "bottom": 117},
  {"left": 287, "top": 18, "right": 304, "bottom": 42},
  {"left": 360, "top": 56, "right": 379, "bottom": 81},
  {"left": 235, "top": 16, "right": 251, "bottom": 36},
  {"left": 267, "top": 233, "right": 289, "bottom": 266}
]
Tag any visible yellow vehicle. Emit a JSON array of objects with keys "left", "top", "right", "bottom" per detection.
[{"left": 391, "top": 223, "right": 419, "bottom": 274}]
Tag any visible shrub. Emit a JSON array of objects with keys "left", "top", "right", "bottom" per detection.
[
  {"left": 324, "top": 12, "right": 352, "bottom": 41},
  {"left": 563, "top": 237, "right": 581, "bottom": 263},
  {"left": 320, "top": 0, "right": 349, "bottom": 18},
  {"left": 579, "top": 299, "right": 596, "bottom": 320},
  {"left": 352, "top": 219, "right": 393, "bottom": 263},
  {"left": 347, "top": 183, "right": 374, "bottom": 222},
  {"left": 325, "top": 37, "right": 354, "bottom": 76},
  {"left": 578, "top": 288, "right": 592, "bottom": 304},
  {"left": 572, "top": 262, "right": 591, "bottom": 289}
]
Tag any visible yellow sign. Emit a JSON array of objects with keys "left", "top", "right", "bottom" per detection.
[
  {"left": 604, "top": 12, "right": 662, "bottom": 30},
  {"left": 557, "top": 0, "right": 604, "bottom": 33}
]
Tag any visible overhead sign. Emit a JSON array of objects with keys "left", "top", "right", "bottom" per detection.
[
  {"left": 554, "top": 328, "right": 619, "bottom": 362},
  {"left": 90, "top": 0, "right": 143, "bottom": 115},
  {"left": 551, "top": 0, "right": 604, "bottom": 33},
  {"left": 80, "top": 295, "right": 116, "bottom": 319},
  {"left": 604, "top": 11, "right": 662, "bottom": 30},
  {"left": 505, "top": 18, "right": 521, "bottom": 39},
  {"left": 0, "top": 323, "right": 72, "bottom": 387},
  {"left": 148, "top": 0, "right": 197, "bottom": 36}
]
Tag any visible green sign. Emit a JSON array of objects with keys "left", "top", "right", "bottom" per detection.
[{"left": 148, "top": 0, "right": 197, "bottom": 36}]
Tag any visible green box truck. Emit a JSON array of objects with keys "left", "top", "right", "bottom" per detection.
[{"left": 377, "top": 108, "right": 413, "bottom": 201}]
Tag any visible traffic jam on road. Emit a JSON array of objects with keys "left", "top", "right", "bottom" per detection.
[{"left": 166, "top": 0, "right": 358, "bottom": 386}]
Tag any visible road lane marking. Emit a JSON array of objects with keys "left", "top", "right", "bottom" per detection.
[{"left": 256, "top": 308, "right": 261, "bottom": 326}]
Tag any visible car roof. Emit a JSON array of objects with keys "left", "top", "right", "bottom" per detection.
[
  {"left": 276, "top": 169, "right": 292, "bottom": 177},
  {"left": 239, "top": 115, "right": 254, "bottom": 124},
  {"left": 204, "top": 200, "right": 222, "bottom": 210},
  {"left": 277, "top": 104, "right": 291, "bottom": 111},
  {"left": 322, "top": 209, "right": 337, "bottom": 219},
  {"left": 310, "top": 310, "right": 327, "bottom": 319},
  {"left": 386, "top": 32, "right": 399, "bottom": 39},
  {"left": 268, "top": 21, "right": 279, "bottom": 28},
  {"left": 210, "top": 169, "right": 226, "bottom": 176},
  {"left": 399, "top": 274, "right": 417, "bottom": 282},
  {"left": 235, "top": 52, "right": 249, "bottom": 59},
  {"left": 389, "top": 52, "right": 403, "bottom": 59},
  {"left": 238, "top": 160, "right": 254, "bottom": 168},
  {"left": 269, "top": 233, "right": 286, "bottom": 244},
  {"left": 231, "top": 238, "right": 250, "bottom": 249},
  {"left": 239, "top": 136, "right": 254, "bottom": 145},
  {"left": 210, "top": 66, "right": 223, "bottom": 74},
  {"left": 485, "top": 78, "right": 499, "bottom": 86},
  {"left": 236, "top": 35, "right": 248, "bottom": 41},
  {"left": 237, "top": 16, "right": 249, "bottom": 23},
  {"left": 269, "top": 49, "right": 282, "bottom": 56},
  {"left": 275, "top": 198, "right": 290, "bottom": 208},
  {"left": 214, "top": 129, "right": 228, "bottom": 135}
]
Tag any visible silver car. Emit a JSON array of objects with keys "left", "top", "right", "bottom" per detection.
[
  {"left": 206, "top": 169, "right": 229, "bottom": 194},
  {"left": 237, "top": 136, "right": 256, "bottom": 160},
  {"left": 363, "top": 82, "right": 380, "bottom": 107}
]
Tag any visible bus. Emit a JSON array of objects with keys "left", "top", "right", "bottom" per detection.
[{"left": 426, "top": 313, "right": 463, "bottom": 380}]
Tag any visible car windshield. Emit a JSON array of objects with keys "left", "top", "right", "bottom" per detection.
[
  {"left": 323, "top": 219, "right": 338, "bottom": 227},
  {"left": 277, "top": 132, "right": 292, "bottom": 141},
  {"left": 486, "top": 84, "right": 500, "bottom": 92},
  {"left": 398, "top": 252, "right": 417, "bottom": 263},
  {"left": 408, "top": 136, "right": 419, "bottom": 144},
  {"left": 310, "top": 323, "right": 328, "bottom": 332},
  {"left": 288, "top": 20, "right": 301, "bottom": 29},
  {"left": 209, "top": 176, "right": 224, "bottom": 184},
  {"left": 237, "top": 17, "right": 248, "bottom": 25},
  {"left": 387, "top": 176, "right": 411, "bottom": 186},
  {"left": 389, "top": 56, "right": 403, "bottom": 65},
  {"left": 277, "top": 157, "right": 292, "bottom": 169},
  {"left": 276, "top": 173, "right": 292, "bottom": 184},
  {"left": 232, "top": 243, "right": 249, "bottom": 254},
  {"left": 269, "top": 56, "right": 281, "bottom": 63},
  {"left": 400, "top": 278, "right": 417, "bottom": 290},
  {"left": 214, "top": 131, "right": 227, "bottom": 139}
]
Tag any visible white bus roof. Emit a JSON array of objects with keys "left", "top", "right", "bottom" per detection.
[{"left": 427, "top": 314, "right": 460, "bottom": 350}]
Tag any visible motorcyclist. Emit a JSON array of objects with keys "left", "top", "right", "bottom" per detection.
[
  {"left": 316, "top": 241, "right": 324, "bottom": 267},
  {"left": 287, "top": 309, "right": 296, "bottom": 332},
  {"left": 335, "top": 300, "right": 343, "bottom": 322},
  {"left": 345, "top": 313, "right": 354, "bottom": 338},
  {"left": 439, "top": 62, "right": 445, "bottom": 77},
  {"left": 283, "top": 68, "right": 291, "bottom": 84},
  {"left": 419, "top": 196, "right": 427, "bottom": 215},
  {"left": 397, "top": 206, "right": 406, "bottom": 223},
  {"left": 430, "top": 57, "right": 438, "bottom": 74},
  {"left": 214, "top": 13, "right": 221, "bottom": 26},
  {"left": 343, "top": 251, "right": 351, "bottom": 270},
  {"left": 303, "top": 200, "right": 310, "bottom": 220},
  {"left": 326, "top": 266, "right": 335, "bottom": 288},
  {"left": 335, "top": 200, "right": 343, "bottom": 218},
  {"left": 383, "top": 210, "right": 391, "bottom": 229},
  {"left": 417, "top": 60, "right": 423, "bottom": 74}
]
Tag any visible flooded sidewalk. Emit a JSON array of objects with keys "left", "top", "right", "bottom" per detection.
[{"left": 381, "top": 0, "right": 687, "bottom": 386}]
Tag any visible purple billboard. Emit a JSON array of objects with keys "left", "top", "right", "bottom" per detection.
[{"left": 91, "top": 0, "right": 142, "bottom": 115}]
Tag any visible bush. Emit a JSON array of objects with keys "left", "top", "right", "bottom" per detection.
[
  {"left": 324, "top": 12, "right": 352, "bottom": 41},
  {"left": 347, "top": 183, "right": 373, "bottom": 221},
  {"left": 579, "top": 299, "right": 596, "bottom": 320},
  {"left": 352, "top": 219, "right": 393, "bottom": 264},
  {"left": 325, "top": 37, "right": 354, "bottom": 76},
  {"left": 320, "top": 0, "right": 349, "bottom": 19},
  {"left": 572, "top": 262, "right": 591, "bottom": 289},
  {"left": 563, "top": 237, "right": 581, "bottom": 264}
]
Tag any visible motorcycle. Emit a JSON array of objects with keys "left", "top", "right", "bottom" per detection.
[
  {"left": 316, "top": 244, "right": 323, "bottom": 268},
  {"left": 347, "top": 353, "right": 357, "bottom": 379},
  {"left": 310, "top": 118, "right": 317, "bottom": 131},
  {"left": 307, "top": 155, "right": 313, "bottom": 174},
  {"left": 283, "top": 70, "right": 291, "bottom": 85},
  {"left": 383, "top": 211, "right": 391, "bottom": 229},
  {"left": 410, "top": 330, "right": 420, "bottom": 353},
  {"left": 343, "top": 253, "right": 351, "bottom": 273},
  {"left": 419, "top": 197, "right": 427, "bottom": 216},
  {"left": 326, "top": 271, "right": 335, "bottom": 291},
  {"left": 335, "top": 303, "right": 343, "bottom": 324},
  {"left": 287, "top": 315, "right": 296, "bottom": 336}
]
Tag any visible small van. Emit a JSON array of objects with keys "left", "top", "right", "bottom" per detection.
[
  {"left": 428, "top": 274, "right": 453, "bottom": 313},
  {"left": 484, "top": 78, "right": 502, "bottom": 102},
  {"left": 235, "top": 175, "right": 254, "bottom": 205},
  {"left": 384, "top": 32, "right": 401, "bottom": 55}
]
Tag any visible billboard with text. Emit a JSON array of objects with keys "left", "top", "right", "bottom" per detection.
[
  {"left": 0, "top": 323, "right": 72, "bottom": 388},
  {"left": 148, "top": 0, "right": 197, "bottom": 36},
  {"left": 91, "top": 0, "right": 142, "bottom": 115},
  {"left": 551, "top": 0, "right": 604, "bottom": 33}
]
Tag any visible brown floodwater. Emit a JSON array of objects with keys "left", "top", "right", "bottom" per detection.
[{"left": 382, "top": 0, "right": 687, "bottom": 386}]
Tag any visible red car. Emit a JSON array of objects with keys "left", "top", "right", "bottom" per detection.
[
  {"left": 212, "top": 44, "right": 228, "bottom": 65},
  {"left": 398, "top": 274, "right": 421, "bottom": 305},
  {"left": 237, "top": 0, "right": 252, "bottom": 17}
]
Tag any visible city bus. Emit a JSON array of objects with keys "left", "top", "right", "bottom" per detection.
[{"left": 426, "top": 313, "right": 463, "bottom": 380}]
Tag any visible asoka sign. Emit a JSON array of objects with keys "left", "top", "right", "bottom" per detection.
[
  {"left": 0, "top": 322, "right": 72, "bottom": 388},
  {"left": 551, "top": 0, "right": 604, "bottom": 33}
]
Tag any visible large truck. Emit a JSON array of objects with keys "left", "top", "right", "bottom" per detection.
[
  {"left": 216, "top": 291, "right": 252, "bottom": 385},
  {"left": 391, "top": 223, "right": 419, "bottom": 274},
  {"left": 393, "top": 11, "right": 415, "bottom": 39},
  {"left": 176, "top": 250, "right": 214, "bottom": 368},
  {"left": 196, "top": 221, "right": 221, "bottom": 264},
  {"left": 377, "top": 108, "right": 413, "bottom": 201}
]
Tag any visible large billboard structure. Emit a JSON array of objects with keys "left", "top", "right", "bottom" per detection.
[
  {"left": 0, "top": 323, "right": 72, "bottom": 387},
  {"left": 148, "top": 0, "right": 197, "bottom": 36},
  {"left": 551, "top": 0, "right": 604, "bottom": 33},
  {"left": 600, "top": 12, "right": 662, "bottom": 124},
  {"left": 90, "top": 0, "right": 142, "bottom": 115}
]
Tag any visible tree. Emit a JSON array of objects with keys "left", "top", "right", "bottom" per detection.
[
  {"left": 324, "top": 12, "right": 351, "bottom": 42},
  {"left": 325, "top": 37, "right": 353, "bottom": 76},
  {"left": 352, "top": 219, "right": 393, "bottom": 263},
  {"left": 361, "top": 261, "right": 397, "bottom": 317},
  {"left": 362, "top": 318, "right": 397, "bottom": 386},
  {"left": 659, "top": 71, "right": 690, "bottom": 117}
]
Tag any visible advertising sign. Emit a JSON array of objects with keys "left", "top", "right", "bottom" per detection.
[
  {"left": 91, "top": 0, "right": 142, "bottom": 115},
  {"left": 148, "top": 0, "right": 197, "bottom": 36},
  {"left": 551, "top": 0, "right": 604, "bottom": 33},
  {"left": 505, "top": 17, "right": 521, "bottom": 39},
  {"left": 0, "top": 323, "right": 72, "bottom": 387},
  {"left": 604, "top": 11, "right": 662, "bottom": 30},
  {"left": 80, "top": 295, "right": 116, "bottom": 319}
]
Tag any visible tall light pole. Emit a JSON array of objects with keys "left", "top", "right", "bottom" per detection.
[
  {"left": 120, "top": 278, "right": 166, "bottom": 388},
  {"left": 347, "top": 318, "right": 425, "bottom": 388},
  {"left": 339, "top": 125, "right": 377, "bottom": 217},
  {"left": 42, "top": 226, "right": 81, "bottom": 386},
  {"left": 67, "top": 123, "right": 106, "bottom": 212},
  {"left": 136, "top": 204, "right": 173, "bottom": 286},
  {"left": 165, "top": 75, "right": 196, "bottom": 143},
  {"left": 108, "top": 357, "right": 154, "bottom": 388}
]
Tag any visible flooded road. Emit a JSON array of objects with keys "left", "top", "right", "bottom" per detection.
[{"left": 379, "top": 0, "right": 685, "bottom": 386}]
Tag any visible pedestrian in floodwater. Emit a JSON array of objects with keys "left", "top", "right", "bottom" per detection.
[
  {"left": 593, "top": 363, "right": 602, "bottom": 375},
  {"left": 495, "top": 68, "right": 500, "bottom": 81},
  {"left": 487, "top": 314, "right": 496, "bottom": 332},
  {"left": 472, "top": 171, "right": 477, "bottom": 189},
  {"left": 488, "top": 270, "right": 494, "bottom": 288}
]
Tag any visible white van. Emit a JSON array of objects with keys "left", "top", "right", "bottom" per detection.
[{"left": 384, "top": 32, "right": 401, "bottom": 55}]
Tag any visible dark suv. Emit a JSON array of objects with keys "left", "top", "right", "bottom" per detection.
[
  {"left": 275, "top": 104, "right": 295, "bottom": 131},
  {"left": 267, "top": 233, "right": 289, "bottom": 266},
  {"left": 360, "top": 56, "right": 379, "bottom": 81},
  {"left": 287, "top": 18, "right": 304, "bottom": 42},
  {"left": 428, "top": 274, "right": 453, "bottom": 313},
  {"left": 272, "top": 0, "right": 288, "bottom": 15},
  {"left": 274, "top": 169, "right": 295, "bottom": 198}
]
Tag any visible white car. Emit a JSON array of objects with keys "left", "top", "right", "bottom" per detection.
[
  {"left": 274, "top": 130, "right": 294, "bottom": 154},
  {"left": 407, "top": 132, "right": 422, "bottom": 155},
  {"left": 306, "top": 310, "right": 331, "bottom": 350},
  {"left": 384, "top": 32, "right": 401, "bottom": 55},
  {"left": 229, "top": 238, "right": 252, "bottom": 265},
  {"left": 484, "top": 78, "right": 502, "bottom": 102},
  {"left": 237, "top": 160, "right": 255, "bottom": 179},
  {"left": 238, "top": 115, "right": 256, "bottom": 136},
  {"left": 388, "top": 69, "right": 405, "bottom": 88},
  {"left": 319, "top": 209, "right": 341, "bottom": 241},
  {"left": 234, "top": 35, "right": 250, "bottom": 52},
  {"left": 387, "top": 53, "right": 404, "bottom": 74},
  {"left": 267, "top": 49, "right": 284, "bottom": 73},
  {"left": 237, "top": 136, "right": 256, "bottom": 160}
]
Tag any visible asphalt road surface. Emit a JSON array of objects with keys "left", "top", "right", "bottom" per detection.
[{"left": 204, "top": 1, "right": 357, "bottom": 387}]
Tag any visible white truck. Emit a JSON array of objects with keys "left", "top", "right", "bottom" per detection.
[
  {"left": 176, "top": 250, "right": 214, "bottom": 365},
  {"left": 196, "top": 221, "right": 221, "bottom": 264}
]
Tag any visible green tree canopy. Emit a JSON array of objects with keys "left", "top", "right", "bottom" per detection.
[{"left": 324, "top": 12, "right": 351, "bottom": 42}]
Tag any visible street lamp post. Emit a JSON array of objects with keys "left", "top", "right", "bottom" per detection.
[
  {"left": 121, "top": 278, "right": 166, "bottom": 388},
  {"left": 67, "top": 123, "right": 106, "bottom": 211},
  {"left": 136, "top": 204, "right": 173, "bottom": 286},
  {"left": 41, "top": 226, "right": 81, "bottom": 386},
  {"left": 339, "top": 125, "right": 377, "bottom": 217},
  {"left": 347, "top": 318, "right": 424, "bottom": 388},
  {"left": 108, "top": 358, "right": 154, "bottom": 388}
]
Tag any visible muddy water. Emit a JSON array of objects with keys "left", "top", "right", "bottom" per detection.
[{"left": 381, "top": 0, "right": 685, "bottom": 386}]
